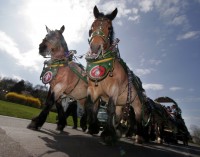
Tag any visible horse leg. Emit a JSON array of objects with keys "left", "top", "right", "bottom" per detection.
[
  {"left": 117, "top": 106, "right": 135, "bottom": 138},
  {"left": 159, "top": 124, "right": 164, "bottom": 144},
  {"left": 135, "top": 122, "right": 144, "bottom": 144},
  {"left": 101, "top": 97, "right": 118, "bottom": 145},
  {"left": 86, "top": 95, "right": 100, "bottom": 134},
  {"left": 27, "top": 91, "right": 55, "bottom": 130},
  {"left": 80, "top": 100, "right": 89, "bottom": 132},
  {"left": 125, "top": 106, "right": 136, "bottom": 138},
  {"left": 55, "top": 101, "right": 66, "bottom": 131},
  {"left": 155, "top": 124, "right": 163, "bottom": 144},
  {"left": 80, "top": 111, "right": 87, "bottom": 132}
]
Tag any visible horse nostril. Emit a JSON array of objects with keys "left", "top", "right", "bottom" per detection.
[
  {"left": 90, "top": 44, "right": 100, "bottom": 54},
  {"left": 39, "top": 44, "right": 47, "bottom": 51}
]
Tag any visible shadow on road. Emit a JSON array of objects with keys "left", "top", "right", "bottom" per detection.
[{"left": 36, "top": 128, "right": 200, "bottom": 157}]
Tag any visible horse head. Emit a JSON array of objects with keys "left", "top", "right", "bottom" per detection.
[
  {"left": 39, "top": 25, "right": 69, "bottom": 60},
  {"left": 87, "top": 6, "right": 118, "bottom": 59}
]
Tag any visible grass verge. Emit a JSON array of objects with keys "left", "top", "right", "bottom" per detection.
[{"left": 0, "top": 100, "right": 76, "bottom": 126}]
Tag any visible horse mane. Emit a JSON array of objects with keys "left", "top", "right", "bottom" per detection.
[
  {"left": 56, "top": 29, "right": 69, "bottom": 52},
  {"left": 118, "top": 57, "right": 145, "bottom": 93}
]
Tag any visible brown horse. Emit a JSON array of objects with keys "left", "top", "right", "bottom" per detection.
[
  {"left": 85, "top": 6, "right": 147, "bottom": 144},
  {"left": 27, "top": 25, "right": 91, "bottom": 131}
]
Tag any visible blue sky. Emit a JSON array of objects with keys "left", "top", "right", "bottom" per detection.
[{"left": 0, "top": 0, "right": 200, "bottom": 131}]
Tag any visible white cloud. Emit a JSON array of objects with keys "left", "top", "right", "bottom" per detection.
[
  {"left": 161, "top": 6, "right": 180, "bottom": 18},
  {"left": 128, "top": 15, "right": 140, "bottom": 22},
  {"left": 12, "top": 75, "right": 22, "bottom": 81},
  {"left": 169, "top": 86, "right": 183, "bottom": 91},
  {"left": 132, "top": 8, "right": 139, "bottom": 14},
  {"left": 176, "top": 97, "right": 200, "bottom": 103},
  {"left": 116, "top": 20, "right": 123, "bottom": 26},
  {"left": 139, "top": 58, "right": 146, "bottom": 66},
  {"left": 98, "top": 0, "right": 190, "bottom": 29},
  {"left": 19, "top": 0, "right": 99, "bottom": 47},
  {"left": 195, "top": 0, "right": 200, "bottom": 3},
  {"left": 176, "top": 31, "right": 200, "bottom": 40},
  {"left": 156, "top": 37, "right": 166, "bottom": 45},
  {"left": 189, "top": 88, "right": 195, "bottom": 92},
  {"left": 135, "top": 68, "right": 154, "bottom": 76},
  {"left": 143, "top": 83, "right": 164, "bottom": 90},
  {"left": 0, "top": 0, "right": 103, "bottom": 73},
  {"left": 170, "top": 15, "right": 187, "bottom": 26},
  {"left": 161, "top": 52, "right": 167, "bottom": 57},
  {"left": 148, "top": 0, "right": 189, "bottom": 28},
  {"left": 99, "top": 1, "right": 141, "bottom": 24},
  {"left": 101, "top": 1, "right": 128, "bottom": 18},
  {"left": 138, "top": 0, "right": 154, "bottom": 13},
  {"left": 0, "top": 31, "right": 42, "bottom": 71},
  {"left": 0, "top": 31, "right": 21, "bottom": 59},
  {"left": 149, "top": 59, "right": 162, "bottom": 65}
]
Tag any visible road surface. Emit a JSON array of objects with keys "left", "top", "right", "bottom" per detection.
[{"left": 0, "top": 115, "right": 200, "bottom": 157}]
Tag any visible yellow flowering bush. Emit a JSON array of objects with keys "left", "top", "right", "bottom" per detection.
[{"left": 5, "top": 92, "right": 41, "bottom": 108}]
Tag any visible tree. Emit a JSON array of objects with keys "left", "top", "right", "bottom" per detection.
[
  {"left": 10, "top": 80, "right": 25, "bottom": 94},
  {"left": 0, "top": 77, "right": 17, "bottom": 91},
  {"left": 190, "top": 125, "right": 200, "bottom": 144},
  {"left": 31, "top": 85, "right": 48, "bottom": 106},
  {"left": 0, "top": 77, "right": 18, "bottom": 100},
  {"left": 0, "top": 76, "right": 48, "bottom": 106},
  {"left": 24, "top": 81, "right": 33, "bottom": 93}
]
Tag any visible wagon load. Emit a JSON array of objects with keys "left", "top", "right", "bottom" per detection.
[{"left": 154, "top": 96, "right": 191, "bottom": 145}]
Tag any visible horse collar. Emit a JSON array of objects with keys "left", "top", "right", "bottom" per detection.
[{"left": 40, "top": 59, "right": 67, "bottom": 84}]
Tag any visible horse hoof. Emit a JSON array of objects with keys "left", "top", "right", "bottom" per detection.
[
  {"left": 87, "top": 129, "right": 99, "bottom": 135},
  {"left": 81, "top": 126, "right": 87, "bottom": 132},
  {"left": 157, "top": 138, "right": 163, "bottom": 144},
  {"left": 56, "top": 125, "right": 64, "bottom": 131},
  {"left": 27, "top": 121, "right": 39, "bottom": 130},
  {"left": 100, "top": 131, "right": 118, "bottom": 145},
  {"left": 102, "top": 135, "right": 117, "bottom": 145},
  {"left": 87, "top": 127, "right": 100, "bottom": 135},
  {"left": 135, "top": 135, "right": 144, "bottom": 144}
]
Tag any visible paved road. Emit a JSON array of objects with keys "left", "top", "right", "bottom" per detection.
[{"left": 0, "top": 115, "right": 200, "bottom": 157}]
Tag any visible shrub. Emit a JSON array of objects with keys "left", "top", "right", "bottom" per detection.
[{"left": 5, "top": 92, "right": 41, "bottom": 108}]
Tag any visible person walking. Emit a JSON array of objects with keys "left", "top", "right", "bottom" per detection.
[{"left": 65, "top": 98, "right": 78, "bottom": 129}]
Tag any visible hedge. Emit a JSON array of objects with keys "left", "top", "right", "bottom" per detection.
[{"left": 5, "top": 92, "right": 41, "bottom": 108}]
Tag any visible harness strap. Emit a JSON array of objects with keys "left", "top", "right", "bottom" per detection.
[
  {"left": 89, "top": 29, "right": 109, "bottom": 44},
  {"left": 65, "top": 75, "right": 81, "bottom": 95},
  {"left": 92, "top": 57, "right": 113, "bottom": 64},
  {"left": 69, "top": 64, "right": 88, "bottom": 84},
  {"left": 142, "top": 102, "right": 152, "bottom": 127}
]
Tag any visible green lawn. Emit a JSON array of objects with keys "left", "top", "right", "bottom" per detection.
[{"left": 0, "top": 100, "right": 75, "bottom": 126}]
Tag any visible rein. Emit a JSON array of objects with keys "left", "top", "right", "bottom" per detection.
[{"left": 120, "top": 67, "right": 135, "bottom": 127}]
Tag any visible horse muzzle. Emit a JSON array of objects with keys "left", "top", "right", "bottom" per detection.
[{"left": 86, "top": 44, "right": 104, "bottom": 60}]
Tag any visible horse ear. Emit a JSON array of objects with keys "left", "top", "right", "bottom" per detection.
[
  {"left": 46, "top": 25, "right": 51, "bottom": 33},
  {"left": 59, "top": 25, "right": 65, "bottom": 34},
  {"left": 93, "top": 5, "right": 100, "bottom": 19},
  {"left": 106, "top": 8, "right": 118, "bottom": 21}
]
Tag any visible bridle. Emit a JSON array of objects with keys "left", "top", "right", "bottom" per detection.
[
  {"left": 42, "top": 31, "right": 71, "bottom": 60},
  {"left": 88, "top": 17, "right": 112, "bottom": 47}
]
